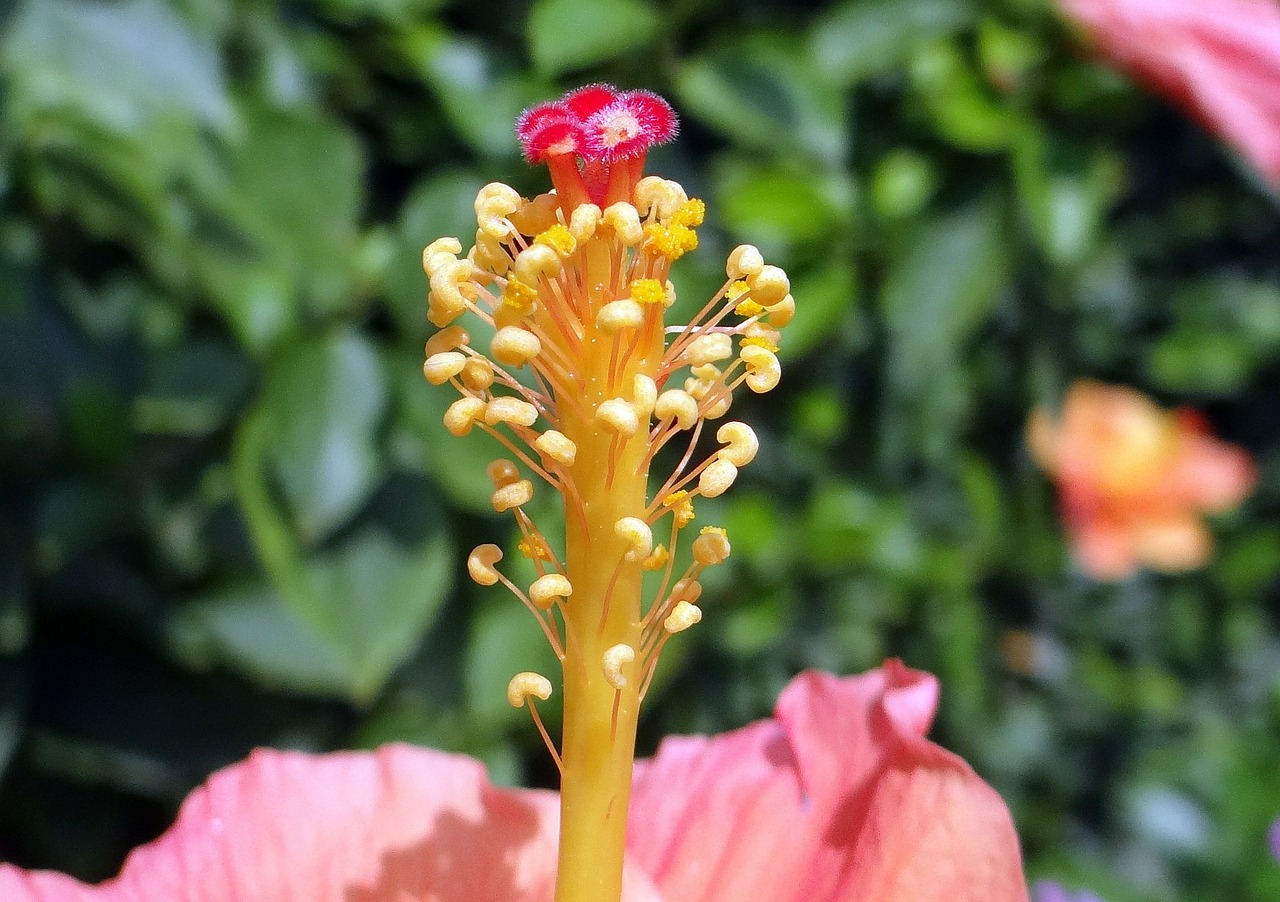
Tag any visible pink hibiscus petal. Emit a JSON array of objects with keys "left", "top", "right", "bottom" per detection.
[
  {"left": 627, "top": 662, "right": 1029, "bottom": 902},
  {"left": 0, "top": 744, "right": 660, "bottom": 902}
]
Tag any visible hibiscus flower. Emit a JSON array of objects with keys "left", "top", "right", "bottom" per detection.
[{"left": 0, "top": 661, "right": 1029, "bottom": 902}]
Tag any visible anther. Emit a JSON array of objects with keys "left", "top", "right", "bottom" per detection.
[
  {"left": 428, "top": 258, "right": 477, "bottom": 327},
  {"left": 529, "top": 573, "right": 573, "bottom": 610},
  {"left": 716, "top": 422, "right": 758, "bottom": 466},
  {"left": 491, "top": 326, "right": 542, "bottom": 367},
  {"left": 423, "top": 351, "right": 466, "bottom": 385},
  {"left": 692, "top": 527, "right": 731, "bottom": 565},
  {"left": 444, "top": 397, "right": 486, "bottom": 436},
  {"left": 602, "top": 203, "right": 643, "bottom": 246},
  {"left": 506, "top": 671, "right": 553, "bottom": 708},
  {"left": 535, "top": 224, "right": 577, "bottom": 258},
  {"left": 461, "top": 357, "right": 495, "bottom": 391},
  {"left": 615, "top": 517, "right": 653, "bottom": 562},
  {"left": 740, "top": 345, "right": 781, "bottom": 393},
  {"left": 642, "top": 544, "right": 669, "bottom": 570},
  {"left": 726, "top": 244, "right": 765, "bottom": 279},
  {"left": 492, "top": 479, "right": 534, "bottom": 512},
  {"left": 475, "top": 183, "right": 522, "bottom": 239},
  {"left": 514, "top": 244, "right": 562, "bottom": 284},
  {"left": 664, "top": 600, "right": 703, "bottom": 633},
  {"left": 602, "top": 644, "right": 635, "bottom": 690},
  {"left": 766, "top": 294, "right": 795, "bottom": 328},
  {"left": 654, "top": 389, "right": 699, "bottom": 430},
  {"left": 534, "top": 430, "right": 578, "bottom": 466},
  {"left": 630, "top": 279, "right": 666, "bottom": 306},
  {"left": 468, "top": 544, "right": 504, "bottom": 586},
  {"left": 484, "top": 396, "right": 539, "bottom": 428},
  {"left": 687, "top": 333, "right": 733, "bottom": 366},
  {"left": 632, "top": 375, "right": 657, "bottom": 419},
  {"left": 597, "top": 398, "right": 640, "bottom": 436},
  {"left": 597, "top": 299, "right": 644, "bottom": 333},
  {"left": 422, "top": 237, "right": 463, "bottom": 278},
  {"left": 747, "top": 264, "right": 790, "bottom": 306},
  {"left": 633, "top": 176, "right": 683, "bottom": 220},
  {"left": 487, "top": 459, "right": 521, "bottom": 488},
  {"left": 569, "top": 203, "right": 602, "bottom": 242},
  {"left": 424, "top": 325, "right": 469, "bottom": 357},
  {"left": 698, "top": 458, "right": 738, "bottom": 498}
]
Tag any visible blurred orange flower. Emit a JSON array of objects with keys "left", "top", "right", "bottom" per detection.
[
  {"left": 1029, "top": 381, "right": 1255, "bottom": 580},
  {"left": 1059, "top": 0, "right": 1280, "bottom": 184}
]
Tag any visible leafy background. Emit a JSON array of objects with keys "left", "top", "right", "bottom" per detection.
[{"left": 1, "top": 0, "right": 1279, "bottom": 898}]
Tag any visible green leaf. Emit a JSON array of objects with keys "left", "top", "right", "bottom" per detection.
[
  {"left": 1146, "top": 330, "right": 1253, "bottom": 396},
  {"left": 780, "top": 262, "right": 858, "bottom": 361},
  {"left": 713, "top": 158, "right": 854, "bottom": 262},
  {"left": 527, "top": 0, "right": 659, "bottom": 76},
  {"left": 809, "top": 0, "right": 975, "bottom": 88},
  {"left": 675, "top": 33, "right": 848, "bottom": 166},
  {"left": 261, "top": 330, "right": 388, "bottom": 542}
]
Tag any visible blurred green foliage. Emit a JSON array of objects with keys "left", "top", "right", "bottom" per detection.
[{"left": 1, "top": 0, "right": 1279, "bottom": 899}]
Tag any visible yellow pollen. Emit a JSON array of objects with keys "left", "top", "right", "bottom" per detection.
[
  {"left": 734, "top": 299, "right": 765, "bottom": 318},
  {"left": 502, "top": 277, "right": 539, "bottom": 312},
  {"left": 642, "top": 544, "right": 669, "bottom": 571},
  {"left": 518, "top": 538, "right": 553, "bottom": 561},
  {"left": 630, "top": 278, "right": 666, "bottom": 305},
  {"left": 672, "top": 198, "right": 705, "bottom": 227},
  {"left": 534, "top": 224, "right": 577, "bottom": 257},
  {"left": 740, "top": 335, "right": 780, "bottom": 353},
  {"left": 643, "top": 223, "right": 698, "bottom": 260},
  {"left": 726, "top": 280, "right": 750, "bottom": 300},
  {"left": 660, "top": 491, "right": 696, "bottom": 528}
]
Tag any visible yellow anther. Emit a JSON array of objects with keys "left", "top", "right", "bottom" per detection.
[
  {"left": 529, "top": 573, "right": 572, "bottom": 610},
  {"left": 467, "top": 544, "right": 504, "bottom": 586},
  {"left": 506, "top": 671, "right": 553, "bottom": 708},
  {"left": 472, "top": 229, "right": 511, "bottom": 277},
  {"left": 747, "top": 264, "right": 790, "bottom": 306},
  {"left": 423, "top": 351, "right": 466, "bottom": 385},
  {"left": 654, "top": 389, "right": 699, "bottom": 430},
  {"left": 424, "top": 325, "right": 470, "bottom": 358},
  {"left": 642, "top": 544, "right": 669, "bottom": 571},
  {"left": 597, "top": 299, "right": 644, "bottom": 333},
  {"left": 615, "top": 517, "right": 654, "bottom": 562},
  {"left": 735, "top": 299, "right": 766, "bottom": 318},
  {"left": 597, "top": 398, "right": 640, "bottom": 436},
  {"left": 534, "top": 430, "right": 578, "bottom": 466},
  {"left": 502, "top": 278, "right": 539, "bottom": 313},
  {"left": 727, "top": 244, "right": 765, "bottom": 279},
  {"left": 726, "top": 280, "right": 750, "bottom": 301},
  {"left": 692, "top": 526, "right": 731, "bottom": 566},
  {"left": 428, "top": 258, "right": 477, "bottom": 327},
  {"left": 422, "top": 237, "right": 463, "bottom": 278},
  {"left": 444, "top": 397, "right": 486, "bottom": 436},
  {"left": 630, "top": 278, "right": 666, "bottom": 306},
  {"left": 486, "top": 459, "right": 521, "bottom": 488},
  {"left": 568, "top": 203, "right": 602, "bottom": 242},
  {"left": 662, "top": 490, "right": 689, "bottom": 507},
  {"left": 508, "top": 191, "right": 560, "bottom": 236},
  {"left": 514, "top": 244, "right": 562, "bottom": 285},
  {"left": 740, "top": 333, "right": 780, "bottom": 355},
  {"left": 518, "top": 538, "right": 552, "bottom": 561},
  {"left": 659, "top": 491, "right": 696, "bottom": 528},
  {"left": 716, "top": 422, "right": 759, "bottom": 467},
  {"left": 491, "top": 326, "right": 541, "bottom": 367},
  {"left": 602, "top": 203, "right": 644, "bottom": 246},
  {"left": 602, "top": 644, "right": 635, "bottom": 690},
  {"left": 475, "top": 183, "right": 521, "bottom": 238},
  {"left": 491, "top": 479, "right": 534, "bottom": 512},
  {"left": 534, "top": 224, "right": 577, "bottom": 258},
  {"left": 687, "top": 333, "right": 733, "bottom": 367},
  {"left": 644, "top": 223, "right": 697, "bottom": 259},
  {"left": 740, "top": 345, "right": 781, "bottom": 393},
  {"left": 461, "top": 357, "right": 495, "bottom": 391},
  {"left": 484, "top": 396, "right": 539, "bottom": 428},
  {"left": 698, "top": 459, "right": 738, "bottom": 498},
  {"left": 664, "top": 600, "right": 703, "bottom": 634},
  {"left": 632, "top": 374, "right": 657, "bottom": 419},
  {"left": 672, "top": 198, "right": 705, "bottom": 227},
  {"left": 766, "top": 294, "right": 796, "bottom": 328}
]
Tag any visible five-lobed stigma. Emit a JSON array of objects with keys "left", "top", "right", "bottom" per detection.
[{"left": 422, "top": 83, "right": 793, "bottom": 765}]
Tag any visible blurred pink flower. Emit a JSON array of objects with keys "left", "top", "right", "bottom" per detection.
[
  {"left": 1059, "top": 0, "right": 1280, "bottom": 183},
  {"left": 0, "top": 662, "right": 1029, "bottom": 902}
]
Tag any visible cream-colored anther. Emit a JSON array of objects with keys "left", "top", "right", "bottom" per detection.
[
  {"left": 602, "top": 644, "right": 635, "bottom": 690},
  {"left": 491, "top": 326, "right": 541, "bottom": 367},
  {"left": 743, "top": 323, "right": 782, "bottom": 347},
  {"left": 461, "top": 357, "right": 495, "bottom": 391},
  {"left": 475, "top": 183, "right": 521, "bottom": 238},
  {"left": 597, "top": 398, "right": 639, "bottom": 436},
  {"left": 597, "top": 299, "right": 644, "bottom": 333},
  {"left": 509, "top": 191, "right": 560, "bottom": 236},
  {"left": 654, "top": 389, "right": 699, "bottom": 430},
  {"left": 670, "top": 577, "right": 703, "bottom": 604},
  {"left": 692, "top": 527, "right": 731, "bottom": 566},
  {"left": 765, "top": 294, "right": 795, "bottom": 328},
  {"left": 422, "top": 237, "right": 463, "bottom": 278},
  {"left": 423, "top": 351, "right": 466, "bottom": 385},
  {"left": 529, "top": 573, "right": 572, "bottom": 611},
  {"left": 747, "top": 265, "right": 790, "bottom": 306},
  {"left": 491, "top": 479, "right": 534, "bottom": 512},
  {"left": 534, "top": 430, "right": 577, "bottom": 466},
  {"left": 716, "top": 422, "right": 759, "bottom": 467},
  {"left": 514, "top": 244, "right": 561, "bottom": 285},
  {"left": 467, "top": 544, "right": 504, "bottom": 586},
  {"left": 602, "top": 203, "right": 643, "bottom": 246},
  {"left": 506, "top": 671, "right": 553, "bottom": 708},
  {"left": 424, "top": 325, "right": 469, "bottom": 358},
  {"left": 614, "top": 517, "right": 653, "bottom": 562},
  {"left": 727, "top": 244, "right": 765, "bottom": 279},
  {"left": 633, "top": 176, "right": 684, "bottom": 220},
  {"left": 702, "top": 392, "right": 732, "bottom": 420},
  {"left": 632, "top": 374, "right": 657, "bottom": 419},
  {"left": 740, "top": 345, "right": 781, "bottom": 393},
  {"left": 690, "top": 363, "right": 721, "bottom": 383},
  {"left": 443, "top": 397, "right": 486, "bottom": 436},
  {"left": 484, "top": 396, "right": 539, "bottom": 428},
  {"left": 472, "top": 229, "right": 511, "bottom": 277},
  {"left": 486, "top": 459, "right": 521, "bottom": 488},
  {"left": 428, "top": 258, "right": 476, "bottom": 326},
  {"left": 569, "top": 203, "right": 602, "bottom": 242},
  {"left": 664, "top": 600, "right": 703, "bottom": 634},
  {"left": 687, "top": 332, "right": 733, "bottom": 366},
  {"left": 698, "top": 458, "right": 738, "bottom": 498}
]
